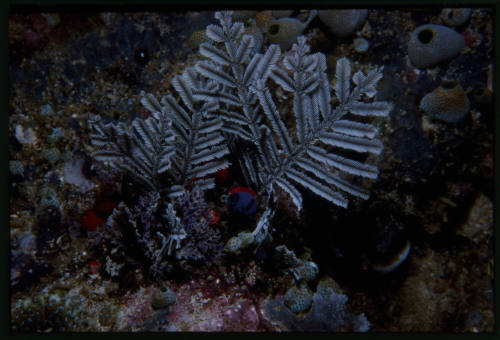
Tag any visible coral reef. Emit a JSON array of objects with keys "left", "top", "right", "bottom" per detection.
[{"left": 8, "top": 7, "right": 494, "bottom": 333}]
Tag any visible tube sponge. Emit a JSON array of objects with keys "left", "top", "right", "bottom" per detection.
[
  {"left": 318, "top": 9, "right": 368, "bottom": 37},
  {"left": 440, "top": 8, "right": 472, "bottom": 27},
  {"left": 266, "top": 17, "right": 307, "bottom": 50},
  {"left": 419, "top": 81, "right": 470, "bottom": 123},
  {"left": 408, "top": 24, "right": 465, "bottom": 69}
]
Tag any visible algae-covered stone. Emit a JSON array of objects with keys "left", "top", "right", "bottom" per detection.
[
  {"left": 48, "top": 127, "right": 64, "bottom": 143},
  {"left": 284, "top": 285, "right": 313, "bottom": 314},
  {"left": 408, "top": 24, "right": 465, "bottom": 69},
  {"left": 39, "top": 185, "right": 60, "bottom": 207},
  {"left": 40, "top": 103, "right": 54, "bottom": 116},
  {"left": 316, "top": 276, "right": 344, "bottom": 296},
  {"left": 255, "top": 10, "right": 273, "bottom": 29},
  {"left": 42, "top": 147, "right": 61, "bottom": 164},
  {"left": 187, "top": 29, "right": 209, "bottom": 49},
  {"left": 292, "top": 261, "right": 319, "bottom": 283},
  {"left": 15, "top": 125, "right": 37, "bottom": 146},
  {"left": 98, "top": 304, "right": 117, "bottom": 327},
  {"left": 275, "top": 245, "right": 301, "bottom": 267},
  {"left": 225, "top": 231, "right": 254, "bottom": 255},
  {"left": 237, "top": 231, "right": 254, "bottom": 248},
  {"left": 151, "top": 286, "right": 176, "bottom": 310},
  {"left": 225, "top": 235, "right": 243, "bottom": 254},
  {"left": 353, "top": 37, "right": 369, "bottom": 53},
  {"left": 9, "top": 160, "right": 24, "bottom": 177}
]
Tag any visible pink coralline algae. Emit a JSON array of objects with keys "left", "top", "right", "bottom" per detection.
[
  {"left": 166, "top": 277, "right": 265, "bottom": 331},
  {"left": 116, "top": 285, "right": 156, "bottom": 330}
]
